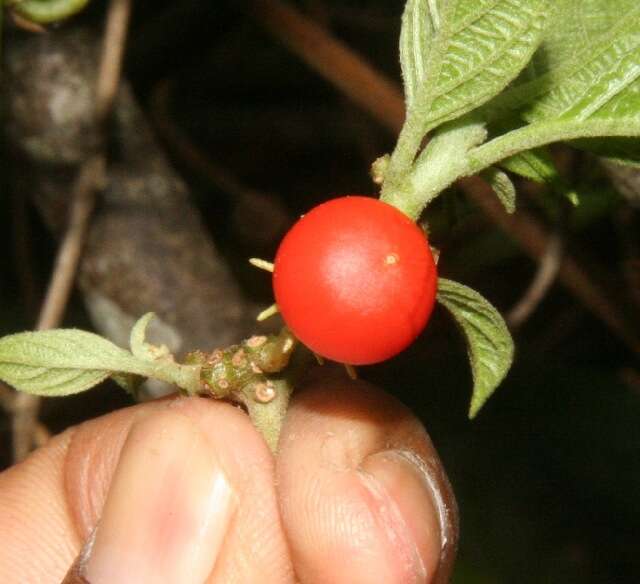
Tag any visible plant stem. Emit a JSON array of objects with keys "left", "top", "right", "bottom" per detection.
[
  {"left": 241, "top": 346, "right": 314, "bottom": 453},
  {"left": 7, "top": 0, "right": 132, "bottom": 462},
  {"left": 244, "top": 379, "right": 293, "bottom": 453},
  {"left": 382, "top": 153, "right": 461, "bottom": 220},
  {"left": 380, "top": 114, "right": 425, "bottom": 205},
  {"left": 467, "top": 119, "right": 640, "bottom": 176},
  {"left": 382, "top": 118, "right": 487, "bottom": 220}
]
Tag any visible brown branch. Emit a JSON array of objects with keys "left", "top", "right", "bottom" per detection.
[
  {"left": 248, "top": 0, "right": 405, "bottom": 133},
  {"left": 94, "top": 0, "right": 131, "bottom": 127},
  {"left": 36, "top": 155, "right": 104, "bottom": 331},
  {"left": 248, "top": 0, "right": 640, "bottom": 356},
  {"left": 507, "top": 230, "right": 564, "bottom": 328},
  {"left": 10, "top": 0, "right": 132, "bottom": 462}
]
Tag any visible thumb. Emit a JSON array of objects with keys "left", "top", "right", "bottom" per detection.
[
  {"left": 0, "top": 396, "right": 289, "bottom": 584},
  {"left": 277, "top": 375, "right": 459, "bottom": 584}
]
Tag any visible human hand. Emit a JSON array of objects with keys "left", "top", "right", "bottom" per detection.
[{"left": 0, "top": 376, "right": 458, "bottom": 584}]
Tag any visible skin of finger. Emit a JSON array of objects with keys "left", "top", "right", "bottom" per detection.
[
  {"left": 276, "top": 378, "right": 458, "bottom": 584},
  {"left": 0, "top": 401, "right": 158, "bottom": 584},
  {"left": 168, "top": 399, "right": 295, "bottom": 584},
  {"left": 0, "top": 428, "right": 80, "bottom": 583},
  {"left": 66, "top": 397, "right": 295, "bottom": 584},
  {"left": 0, "top": 397, "right": 293, "bottom": 584}
]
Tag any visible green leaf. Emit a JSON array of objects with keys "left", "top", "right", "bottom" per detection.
[
  {"left": 400, "top": 0, "right": 549, "bottom": 134},
  {"left": 531, "top": 0, "right": 638, "bottom": 76},
  {"left": 489, "top": 1, "right": 640, "bottom": 111},
  {"left": 129, "top": 313, "right": 201, "bottom": 394},
  {"left": 481, "top": 167, "right": 516, "bottom": 213},
  {"left": 400, "top": 0, "right": 441, "bottom": 111},
  {"left": 9, "top": 0, "right": 89, "bottom": 24},
  {"left": 0, "top": 317, "right": 202, "bottom": 397},
  {"left": 0, "top": 329, "right": 153, "bottom": 397},
  {"left": 437, "top": 278, "right": 514, "bottom": 418},
  {"left": 499, "top": 147, "right": 558, "bottom": 183},
  {"left": 129, "top": 312, "right": 170, "bottom": 362},
  {"left": 384, "top": 0, "right": 549, "bottom": 210},
  {"left": 485, "top": 1, "right": 640, "bottom": 162},
  {"left": 0, "top": 365, "right": 110, "bottom": 397},
  {"left": 525, "top": 4, "right": 640, "bottom": 124}
]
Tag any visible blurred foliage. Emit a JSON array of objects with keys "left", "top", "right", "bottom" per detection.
[{"left": 1, "top": 0, "right": 639, "bottom": 581}]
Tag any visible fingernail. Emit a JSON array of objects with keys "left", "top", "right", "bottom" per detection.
[
  {"left": 359, "top": 449, "right": 458, "bottom": 584},
  {"left": 81, "top": 411, "right": 236, "bottom": 584}
]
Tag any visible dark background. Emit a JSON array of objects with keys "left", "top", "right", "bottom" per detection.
[{"left": 2, "top": 1, "right": 640, "bottom": 582}]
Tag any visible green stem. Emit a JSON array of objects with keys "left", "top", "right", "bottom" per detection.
[
  {"left": 382, "top": 148, "right": 463, "bottom": 220},
  {"left": 384, "top": 117, "right": 640, "bottom": 222},
  {"left": 467, "top": 118, "right": 640, "bottom": 176},
  {"left": 241, "top": 346, "right": 314, "bottom": 453},
  {"left": 380, "top": 113, "right": 426, "bottom": 203},
  {"left": 382, "top": 117, "right": 487, "bottom": 221},
  {"left": 244, "top": 379, "right": 293, "bottom": 453}
]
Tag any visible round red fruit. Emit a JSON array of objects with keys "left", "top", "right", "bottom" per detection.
[{"left": 272, "top": 196, "right": 437, "bottom": 365}]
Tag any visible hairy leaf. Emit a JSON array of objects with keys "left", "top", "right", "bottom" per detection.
[
  {"left": 481, "top": 167, "right": 516, "bottom": 213},
  {"left": 485, "top": 1, "right": 640, "bottom": 162},
  {"left": 0, "top": 364, "right": 110, "bottom": 397},
  {"left": 400, "top": 0, "right": 442, "bottom": 110},
  {"left": 0, "top": 318, "right": 202, "bottom": 397},
  {"left": 527, "top": 18, "right": 640, "bottom": 124},
  {"left": 129, "top": 313, "right": 201, "bottom": 393},
  {"left": 437, "top": 278, "right": 514, "bottom": 418},
  {"left": 0, "top": 329, "right": 153, "bottom": 396},
  {"left": 400, "top": 0, "right": 549, "bottom": 134},
  {"left": 532, "top": 0, "right": 638, "bottom": 75},
  {"left": 130, "top": 312, "right": 164, "bottom": 361},
  {"left": 499, "top": 148, "right": 558, "bottom": 183}
]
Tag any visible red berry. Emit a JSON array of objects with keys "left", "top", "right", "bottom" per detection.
[{"left": 273, "top": 196, "right": 437, "bottom": 365}]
